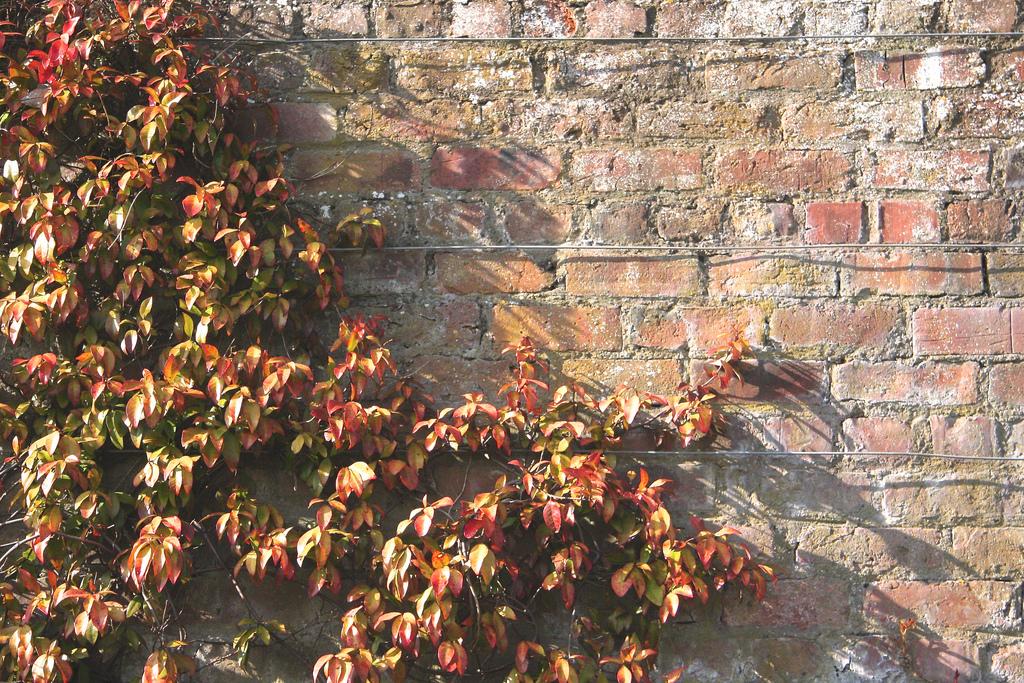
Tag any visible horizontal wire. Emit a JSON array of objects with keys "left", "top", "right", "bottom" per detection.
[
  {"left": 196, "top": 31, "right": 1024, "bottom": 46},
  {"left": 606, "top": 449, "right": 1024, "bottom": 462},
  {"left": 329, "top": 242, "right": 1024, "bottom": 254}
]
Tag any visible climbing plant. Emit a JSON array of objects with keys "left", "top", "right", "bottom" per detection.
[{"left": 0, "top": 1, "right": 772, "bottom": 681}]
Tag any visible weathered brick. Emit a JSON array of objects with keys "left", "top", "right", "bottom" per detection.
[
  {"left": 636, "top": 101, "right": 772, "bottom": 140},
  {"left": 722, "top": 0, "right": 801, "bottom": 36},
  {"left": 907, "top": 637, "right": 982, "bottom": 682},
  {"left": 564, "top": 257, "right": 701, "bottom": 297},
  {"left": 271, "top": 102, "right": 337, "bottom": 143},
  {"left": 872, "top": 0, "right": 939, "bottom": 31},
  {"left": 864, "top": 580, "right": 1016, "bottom": 629},
  {"left": 343, "top": 97, "right": 479, "bottom": 142},
  {"left": 485, "top": 98, "right": 634, "bottom": 141},
  {"left": 782, "top": 99, "right": 924, "bottom": 143},
  {"left": 559, "top": 358, "right": 683, "bottom": 392},
  {"left": 490, "top": 304, "right": 621, "bottom": 351},
  {"left": 948, "top": 0, "right": 1018, "bottom": 32},
  {"left": 843, "top": 253, "right": 983, "bottom": 296},
  {"left": 414, "top": 200, "right": 487, "bottom": 242},
  {"left": 871, "top": 149, "right": 990, "bottom": 191},
  {"left": 656, "top": 199, "right": 726, "bottom": 241},
  {"left": 522, "top": 0, "right": 577, "bottom": 36},
  {"left": 503, "top": 201, "right": 573, "bottom": 244},
  {"left": 308, "top": 47, "right": 388, "bottom": 93},
  {"left": 725, "top": 463, "right": 876, "bottom": 522},
  {"left": 292, "top": 148, "right": 421, "bottom": 193},
  {"left": 553, "top": 48, "right": 695, "bottom": 94},
  {"left": 930, "top": 415, "right": 998, "bottom": 457},
  {"left": 770, "top": 302, "right": 899, "bottom": 353},
  {"left": 912, "top": 306, "right": 1011, "bottom": 355},
  {"left": 716, "top": 149, "right": 852, "bottom": 193},
  {"left": 855, "top": 48, "right": 986, "bottom": 89},
  {"left": 436, "top": 254, "right": 554, "bottom": 294},
  {"left": 1006, "top": 146, "right": 1024, "bottom": 188},
  {"left": 947, "top": 199, "right": 1013, "bottom": 242},
  {"left": 570, "top": 149, "right": 703, "bottom": 191},
  {"left": 804, "top": 202, "right": 863, "bottom": 244},
  {"left": 636, "top": 306, "right": 765, "bottom": 352},
  {"left": 583, "top": 0, "right": 646, "bottom": 37},
  {"left": 843, "top": 417, "right": 914, "bottom": 453},
  {"left": 708, "top": 256, "right": 836, "bottom": 297},
  {"left": 658, "top": 633, "right": 828, "bottom": 681},
  {"left": 654, "top": 0, "right": 723, "bottom": 37},
  {"left": 989, "top": 254, "right": 1024, "bottom": 297},
  {"left": 374, "top": 0, "right": 442, "bottom": 37},
  {"left": 592, "top": 202, "right": 650, "bottom": 244},
  {"left": 993, "top": 643, "right": 1024, "bottom": 681},
  {"left": 793, "top": 525, "right": 947, "bottom": 578},
  {"left": 705, "top": 55, "right": 841, "bottom": 91},
  {"left": 878, "top": 199, "right": 940, "bottom": 243},
  {"left": 394, "top": 48, "right": 532, "bottom": 97},
  {"left": 723, "top": 578, "right": 850, "bottom": 630},
  {"left": 934, "top": 93, "right": 1024, "bottom": 139},
  {"left": 833, "top": 362, "right": 979, "bottom": 405},
  {"left": 990, "top": 363, "right": 1024, "bottom": 405},
  {"left": 727, "top": 201, "right": 797, "bottom": 241},
  {"left": 450, "top": 0, "right": 511, "bottom": 37},
  {"left": 410, "top": 356, "right": 508, "bottom": 398},
  {"left": 431, "top": 147, "right": 561, "bottom": 190},
  {"left": 882, "top": 474, "right": 1002, "bottom": 525},
  {"left": 337, "top": 253, "right": 425, "bottom": 295},
  {"left": 302, "top": 2, "right": 368, "bottom": 36},
  {"left": 951, "top": 527, "right": 1024, "bottom": 578},
  {"left": 370, "top": 301, "right": 479, "bottom": 352}
]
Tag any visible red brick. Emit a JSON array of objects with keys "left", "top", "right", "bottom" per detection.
[
  {"left": 843, "top": 253, "right": 983, "bottom": 296},
  {"left": 832, "top": 362, "right": 979, "bottom": 405},
  {"left": 877, "top": 200, "right": 940, "bottom": 243},
  {"left": 907, "top": 637, "right": 981, "bottom": 682},
  {"left": 930, "top": 415, "right": 998, "bottom": 456},
  {"left": 635, "top": 306, "right": 765, "bottom": 352},
  {"left": 723, "top": 578, "right": 850, "bottom": 630},
  {"left": 292, "top": 148, "right": 421, "bottom": 193},
  {"left": 716, "top": 149, "right": 852, "bottom": 193},
  {"left": 764, "top": 414, "right": 834, "bottom": 452},
  {"left": 564, "top": 257, "right": 701, "bottom": 297},
  {"left": 584, "top": 0, "right": 646, "bottom": 37},
  {"left": 698, "top": 359, "right": 826, "bottom": 404},
  {"left": 592, "top": 202, "right": 650, "bottom": 244},
  {"left": 706, "top": 55, "right": 841, "bottom": 91},
  {"left": 415, "top": 200, "right": 487, "bottom": 242},
  {"left": 871, "top": 149, "right": 990, "bottom": 191},
  {"left": 503, "top": 201, "right": 573, "bottom": 244},
  {"left": 431, "top": 147, "right": 561, "bottom": 190},
  {"left": 436, "top": 254, "right": 554, "bottom": 294},
  {"left": 491, "top": 304, "right": 621, "bottom": 351},
  {"left": 864, "top": 580, "right": 1015, "bottom": 629},
  {"left": 952, "top": 527, "right": 1024, "bottom": 577},
  {"left": 450, "top": 0, "right": 511, "bottom": 37},
  {"left": 912, "top": 306, "right": 1011, "bottom": 355},
  {"left": 994, "top": 643, "right": 1024, "bottom": 681},
  {"left": 804, "top": 202, "right": 863, "bottom": 244},
  {"left": 855, "top": 49, "right": 986, "bottom": 89},
  {"left": 947, "top": 199, "right": 1012, "bottom": 242},
  {"left": 271, "top": 102, "right": 337, "bottom": 143},
  {"left": 559, "top": 358, "right": 683, "bottom": 393},
  {"left": 842, "top": 417, "right": 913, "bottom": 453},
  {"left": 948, "top": 0, "right": 1018, "bottom": 32},
  {"left": 570, "top": 149, "right": 703, "bottom": 191},
  {"left": 709, "top": 256, "right": 836, "bottom": 297},
  {"left": 990, "top": 363, "right": 1024, "bottom": 404},
  {"left": 770, "top": 303, "right": 898, "bottom": 352}
]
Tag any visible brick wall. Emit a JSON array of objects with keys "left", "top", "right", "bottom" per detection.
[{"left": 227, "top": 1, "right": 1024, "bottom": 680}]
